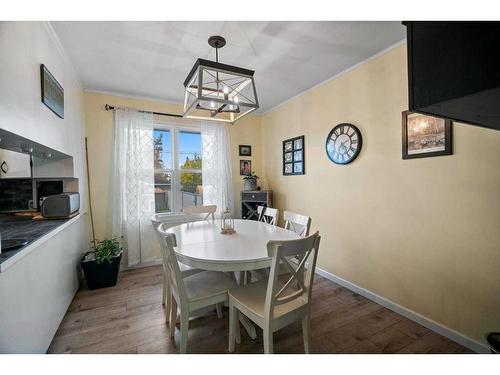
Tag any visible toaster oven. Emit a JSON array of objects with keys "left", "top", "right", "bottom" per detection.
[{"left": 41, "top": 192, "right": 80, "bottom": 218}]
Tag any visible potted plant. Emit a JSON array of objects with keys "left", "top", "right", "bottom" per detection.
[
  {"left": 243, "top": 172, "right": 259, "bottom": 191},
  {"left": 81, "top": 238, "right": 122, "bottom": 290}
]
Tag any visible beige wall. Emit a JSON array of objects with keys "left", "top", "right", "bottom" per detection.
[
  {"left": 261, "top": 44, "right": 500, "bottom": 345},
  {"left": 84, "top": 92, "right": 262, "bottom": 240}
]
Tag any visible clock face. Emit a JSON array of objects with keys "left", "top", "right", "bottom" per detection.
[{"left": 326, "top": 123, "right": 362, "bottom": 165}]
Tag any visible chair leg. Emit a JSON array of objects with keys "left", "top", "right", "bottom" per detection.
[
  {"left": 302, "top": 314, "right": 311, "bottom": 354},
  {"left": 228, "top": 301, "right": 237, "bottom": 352},
  {"left": 179, "top": 309, "right": 189, "bottom": 354},
  {"left": 235, "top": 310, "right": 241, "bottom": 345},
  {"left": 216, "top": 303, "right": 223, "bottom": 319},
  {"left": 169, "top": 297, "right": 177, "bottom": 338},
  {"left": 165, "top": 282, "right": 172, "bottom": 325},
  {"left": 165, "top": 291, "right": 172, "bottom": 325},
  {"left": 263, "top": 327, "right": 273, "bottom": 354},
  {"left": 162, "top": 273, "right": 167, "bottom": 306}
]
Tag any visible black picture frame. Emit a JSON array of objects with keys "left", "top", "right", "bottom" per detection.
[
  {"left": 40, "top": 64, "right": 64, "bottom": 119},
  {"left": 239, "top": 145, "right": 252, "bottom": 156},
  {"left": 283, "top": 135, "right": 305, "bottom": 176},
  {"left": 402, "top": 111, "right": 452, "bottom": 159}
]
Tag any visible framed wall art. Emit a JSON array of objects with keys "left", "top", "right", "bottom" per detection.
[
  {"left": 239, "top": 145, "right": 252, "bottom": 156},
  {"left": 240, "top": 160, "right": 252, "bottom": 176},
  {"left": 402, "top": 111, "right": 452, "bottom": 159},
  {"left": 283, "top": 135, "right": 305, "bottom": 176},
  {"left": 40, "top": 64, "right": 64, "bottom": 119}
]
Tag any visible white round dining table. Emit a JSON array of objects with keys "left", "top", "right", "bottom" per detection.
[
  {"left": 167, "top": 219, "right": 300, "bottom": 272},
  {"left": 167, "top": 219, "right": 300, "bottom": 340}
]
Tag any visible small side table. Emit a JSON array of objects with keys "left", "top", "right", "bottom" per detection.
[{"left": 240, "top": 190, "right": 272, "bottom": 220}]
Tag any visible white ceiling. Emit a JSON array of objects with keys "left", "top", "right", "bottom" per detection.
[{"left": 51, "top": 21, "right": 405, "bottom": 113}]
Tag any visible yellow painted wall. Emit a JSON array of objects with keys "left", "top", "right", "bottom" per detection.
[
  {"left": 228, "top": 114, "right": 265, "bottom": 214},
  {"left": 261, "top": 44, "right": 500, "bottom": 345},
  {"left": 84, "top": 92, "right": 263, "bottom": 241}
]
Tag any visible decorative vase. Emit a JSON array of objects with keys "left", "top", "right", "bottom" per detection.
[{"left": 243, "top": 178, "right": 257, "bottom": 191}]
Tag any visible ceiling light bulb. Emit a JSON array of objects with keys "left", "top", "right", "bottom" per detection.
[
  {"left": 210, "top": 101, "right": 215, "bottom": 108},
  {"left": 234, "top": 96, "right": 239, "bottom": 103},
  {"left": 223, "top": 86, "right": 229, "bottom": 94}
]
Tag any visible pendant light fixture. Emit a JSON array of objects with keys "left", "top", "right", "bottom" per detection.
[{"left": 183, "top": 36, "right": 259, "bottom": 123}]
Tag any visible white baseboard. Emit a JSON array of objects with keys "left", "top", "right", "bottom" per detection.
[
  {"left": 120, "top": 259, "right": 162, "bottom": 272},
  {"left": 314, "top": 267, "right": 490, "bottom": 354}
]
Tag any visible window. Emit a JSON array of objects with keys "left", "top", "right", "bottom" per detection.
[
  {"left": 154, "top": 129, "right": 172, "bottom": 213},
  {"left": 153, "top": 126, "right": 203, "bottom": 214},
  {"left": 178, "top": 131, "right": 203, "bottom": 210}
]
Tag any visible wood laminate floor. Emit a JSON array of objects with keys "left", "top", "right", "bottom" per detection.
[{"left": 48, "top": 265, "right": 474, "bottom": 354}]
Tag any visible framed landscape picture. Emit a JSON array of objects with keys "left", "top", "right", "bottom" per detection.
[
  {"left": 239, "top": 145, "right": 252, "bottom": 156},
  {"left": 283, "top": 135, "right": 305, "bottom": 175},
  {"left": 402, "top": 111, "right": 452, "bottom": 159},
  {"left": 40, "top": 64, "right": 64, "bottom": 119}
]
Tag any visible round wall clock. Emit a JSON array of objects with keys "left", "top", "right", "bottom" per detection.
[{"left": 326, "top": 123, "right": 362, "bottom": 165}]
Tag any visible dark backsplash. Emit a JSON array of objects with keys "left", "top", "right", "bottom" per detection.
[
  {"left": 0, "top": 179, "right": 33, "bottom": 212},
  {"left": 36, "top": 180, "right": 63, "bottom": 209}
]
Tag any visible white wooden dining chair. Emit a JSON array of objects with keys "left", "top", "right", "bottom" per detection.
[
  {"left": 228, "top": 231, "right": 321, "bottom": 354},
  {"left": 156, "top": 225, "right": 238, "bottom": 353},
  {"left": 183, "top": 204, "right": 217, "bottom": 223},
  {"left": 151, "top": 216, "right": 203, "bottom": 312},
  {"left": 284, "top": 211, "right": 312, "bottom": 237},
  {"left": 257, "top": 206, "right": 279, "bottom": 226},
  {"left": 250, "top": 206, "right": 278, "bottom": 283}
]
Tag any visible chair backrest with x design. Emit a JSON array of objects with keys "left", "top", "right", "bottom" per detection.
[
  {"left": 264, "top": 231, "right": 321, "bottom": 320},
  {"left": 156, "top": 224, "right": 189, "bottom": 304},
  {"left": 284, "top": 211, "right": 312, "bottom": 237},
  {"left": 183, "top": 205, "right": 217, "bottom": 223},
  {"left": 257, "top": 206, "right": 279, "bottom": 226}
]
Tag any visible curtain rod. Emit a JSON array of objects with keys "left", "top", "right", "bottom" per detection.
[{"left": 104, "top": 104, "right": 183, "bottom": 118}]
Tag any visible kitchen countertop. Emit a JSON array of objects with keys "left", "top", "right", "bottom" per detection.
[{"left": 0, "top": 214, "right": 81, "bottom": 272}]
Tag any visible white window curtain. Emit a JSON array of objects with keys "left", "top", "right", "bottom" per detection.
[
  {"left": 201, "top": 121, "right": 234, "bottom": 217},
  {"left": 112, "top": 108, "right": 155, "bottom": 267}
]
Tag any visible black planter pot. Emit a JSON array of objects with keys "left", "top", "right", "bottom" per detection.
[{"left": 81, "top": 252, "right": 122, "bottom": 290}]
